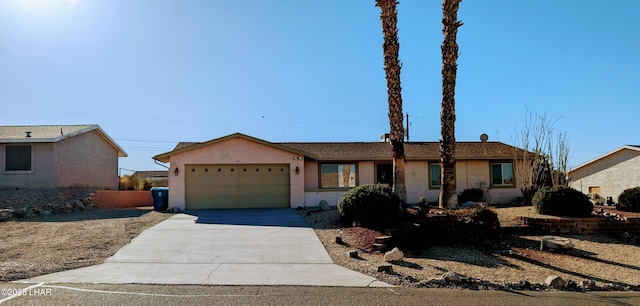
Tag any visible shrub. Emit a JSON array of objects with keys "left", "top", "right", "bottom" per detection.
[
  {"left": 618, "top": 187, "right": 640, "bottom": 212},
  {"left": 337, "top": 184, "right": 401, "bottom": 224},
  {"left": 141, "top": 179, "right": 154, "bottom": 191},
  {"left": 417, "top": 197, "right": 429, "bottom": 216},
  {"left": 455, "top": 206, "right": 499, "bottom": 225},
  {"left": 532, "top": 186, "right": 593, "bottom": 217},
  {"left": 119, "top": 175, "right": 139, "bottom": 191},
  {"left": 520, "top": 186, "right": 539, "bottom": 205},
  {"left": 458, "top": 188, "right": 484, "bottom": 203}
]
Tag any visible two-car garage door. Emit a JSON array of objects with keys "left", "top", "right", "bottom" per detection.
[{"left": 185, "top": 164, "right": 290, "bottom": 209}]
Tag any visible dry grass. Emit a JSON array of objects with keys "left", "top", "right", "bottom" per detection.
[
  {"left": 0, "top": 208, "right": 172, "bottom": 281},
  {"left": 301, "top": 208, "right": 640, "bottom": 288}
]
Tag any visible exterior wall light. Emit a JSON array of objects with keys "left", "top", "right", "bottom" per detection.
[
  {"left": 174, "top": 167, "right": 179, "bottom": 176},
  {"left": 295, "top": 166, "right": 300, "bottom": 175}
]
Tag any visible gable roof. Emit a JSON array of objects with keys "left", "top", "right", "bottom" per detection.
[
  {"left": 569, "top": 145, "right": 640, "bottom": 173},
  {"left": 0, "top": 125, "right": 127, "bottom": 157},
  {"left": 153, "top": 132, "right": 523, "bottom": 163},
  {"left": 153, "top": 133, "right": 313, "bottom": 163}
]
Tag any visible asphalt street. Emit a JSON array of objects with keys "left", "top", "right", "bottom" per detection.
[{"left": 2, "top": 283, "right": 640, "bottom": 306}]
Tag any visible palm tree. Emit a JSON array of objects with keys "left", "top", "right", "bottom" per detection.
[
  {"left": 439, "top": 0, "right": 463, "bottom": 208},
  {"left": 376, "top": 0, "right": 407, "bottom": 203}
]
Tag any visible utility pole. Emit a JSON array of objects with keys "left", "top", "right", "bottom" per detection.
[{"left": 405, "top": 113, "right": 410, "bottom": 142}]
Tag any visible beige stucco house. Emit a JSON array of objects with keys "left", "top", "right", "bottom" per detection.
[
  {"left": 568, "top": 145, "right": 640, "bottom": 203},
  {"left": 153, "top": 133, "right": 525, "bottom": 210},
  {"left": 0, "top": 125, "right": 127, "bottom": 190}
]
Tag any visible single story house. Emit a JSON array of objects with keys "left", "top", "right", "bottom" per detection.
[
  {"left": 0, "top": 125, "right": 127, "bottom": 190},
  {"left": 133, "top": 170, "right": 169, "bottom": 187},
  {"left": 568, "top": 145, "right": 640, "bottom": 203},
  {"left": 153, "top": 133, "right": 525, "bottom": 210}
]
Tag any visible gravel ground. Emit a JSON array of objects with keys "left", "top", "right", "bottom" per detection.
[
  {"left": 2, "top": 187, "right": 638, "bottom": 291},
  {"left": 0, "top": 208, "right": 173, "bottom": 281},
  {"left": 299, "top": 208, "right": 640, "bottom": 290}
]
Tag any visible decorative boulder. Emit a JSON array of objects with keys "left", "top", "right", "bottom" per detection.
[
  {"left": 319, "top": 200, "right": 331, "bottom": 211},
  {"left": 545, "top": 275, "right": 566, "bottom": 289},
  {"left": 384, "top": 247, "right": 404, "bottom": 262},
  {"left": 441, "top": 271, "right": 462, "bottom": 283},
  {"left": 540, "top": 236, "right": 574, "bottom": 251},
  {"left": 580, "top": 279, "right": 597, "bottom": 290}
]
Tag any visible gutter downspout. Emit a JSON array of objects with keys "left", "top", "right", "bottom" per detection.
[{"left": 154, "top": 159, "right": 170, "bottom": 169}]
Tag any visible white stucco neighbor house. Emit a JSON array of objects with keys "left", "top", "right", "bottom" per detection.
[
  {"left": 568, "top": 145, "right": 640, "bottom": 203},
  {"left": 153, "top": 133, "right": 527, "bottom": 211}
]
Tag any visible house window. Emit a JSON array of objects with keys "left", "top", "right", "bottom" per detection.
[
  {"left": 428, "top": 163, "right": 441, "bottom": 189},
  {"left": 5, "top": 146, "right": 32, "bottom": 171},
  {"left": 375, "top": 163, "right": 392, "bottom": 187},
  {"left": 320, "top": 163, "right": 356, "bottom": 188},
  {"left": 491, "top": 162, "right": 514, "bottom": 187}
]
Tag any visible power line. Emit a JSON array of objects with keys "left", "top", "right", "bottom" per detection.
[{"left": 45, "top": 109, "right": 386, "bottom": 125}]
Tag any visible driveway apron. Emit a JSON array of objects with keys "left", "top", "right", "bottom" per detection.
[{"left": 19, "top": 208, "right": 390, "bottom": 287}]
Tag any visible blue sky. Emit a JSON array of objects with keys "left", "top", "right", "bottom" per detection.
[{"left": 1, "top": 0, "right": 638, "bottom": 173}]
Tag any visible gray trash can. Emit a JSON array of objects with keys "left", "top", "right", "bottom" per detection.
[{"left": 150, "top": 187, "right": 169, "bottom": 211}]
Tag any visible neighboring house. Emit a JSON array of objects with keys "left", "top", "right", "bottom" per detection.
[
  {"left": 153, "top": 133, "right": 525, "bottom": 210},
  {"left": 133, "top": 170, "right": 169, "bottom": 187},
  {"left": 568, "top": 145, "right": 640, "bottom": 203},
  {"left": 0, "top": 125, "right": 127, "bottom": 190}
]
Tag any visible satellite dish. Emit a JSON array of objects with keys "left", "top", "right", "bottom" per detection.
[{"left": 480, "top": 133, "right": 489, "bottom": 142}]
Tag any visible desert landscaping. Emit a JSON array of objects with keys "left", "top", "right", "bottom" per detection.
[
  {"left": 1, "top": 188, "right": 640, "bottom": 292},
  {"left": 299, "top": 206, "right": 640, "bottom": 291}
]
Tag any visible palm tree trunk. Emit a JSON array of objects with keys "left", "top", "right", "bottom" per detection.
[
  {"left": 439, "top": 0, "right": 463, "bottom": 208},
  {"left": 376, "top": 0, "right": 407, "bottom": 203}
]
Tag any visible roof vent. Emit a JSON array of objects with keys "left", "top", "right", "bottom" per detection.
[
  {"left": 380, "top": 133, "right": 390, "bottom": 142},
  {"left": 25, "top": 131, "right": 31, "bottom": 138}
]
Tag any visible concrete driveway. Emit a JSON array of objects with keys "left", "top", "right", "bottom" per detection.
[{"left": 20, "top": 208, "right": 390, "bottom": 287}]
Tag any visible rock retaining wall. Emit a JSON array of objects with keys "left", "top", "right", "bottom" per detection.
[{"left": 0, "top": 194, "right": 94, "bottom": 222}]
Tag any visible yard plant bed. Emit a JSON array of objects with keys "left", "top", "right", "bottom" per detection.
[
  {"left": 0, "top": 208, "right": 172, "bottom": 281},
  {"left": 300, "top": 207, "right": 640, "bottom": 291}
]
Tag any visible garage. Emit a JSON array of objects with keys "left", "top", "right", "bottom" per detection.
[{"left": 185, "top": 164, "right": 290, "bottom": 209}]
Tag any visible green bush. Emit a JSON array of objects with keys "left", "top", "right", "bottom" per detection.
[
  {"left": 337, "top": 184, "right": 401, "bottom": 224},
  {"left": 532, "top": 186, "right": 593, "bottom": 217},
  {"left": 458, "top": 188, "right": 484, "bottom": 203},
  {"left": 618, "top": 187, "right": 640, "bottom": 212}
]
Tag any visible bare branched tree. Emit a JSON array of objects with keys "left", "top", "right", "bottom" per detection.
[{"left": 513, "top": 109, "right": 571, "bottom": 204}]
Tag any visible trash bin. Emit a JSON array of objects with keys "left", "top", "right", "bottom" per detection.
[{"left": 150, "top": 187, "right": 169, "bottom": 211}]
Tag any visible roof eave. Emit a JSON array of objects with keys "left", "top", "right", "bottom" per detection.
[
  {"left": 152, "top": 133, "right": 318, "bottom": 163},
  {"left": 569, "top": 145, "right": 640, "bottom": 173}
]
